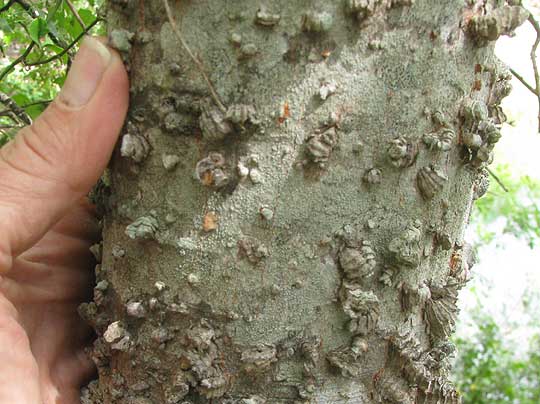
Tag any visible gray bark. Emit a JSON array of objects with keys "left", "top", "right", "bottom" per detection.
[{"left": 80, "top": 0, "right": 522, "bottom": 403}]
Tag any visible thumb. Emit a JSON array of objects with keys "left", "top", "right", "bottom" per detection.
[{"left": 0, "top": 36, "right": 129, "bottom": 273}]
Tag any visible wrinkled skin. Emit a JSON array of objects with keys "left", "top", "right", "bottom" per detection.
[{"left": 0, "top": 37, "right": 128, "bottom": 404}]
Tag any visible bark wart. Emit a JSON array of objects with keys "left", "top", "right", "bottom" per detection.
[{"left": 81, "top": 1, "right": 522, "bottom": 403}]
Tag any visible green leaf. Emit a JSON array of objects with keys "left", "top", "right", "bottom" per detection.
[
  {"left": 473, "top": 164, "right": 540, "bottom": 248},
  {"left": 54, "top": 75, "right": 66, "bottom": 88},
  {"left": 0, "top": 17, "right": 13, "bottom": 33},
  {"left": 78, "top": 9, "right": 95, "bottom": 26},
  {"left": 46, "top": 0, "right": 63, "bottom": 24},
  {"left": 28, "top": 18, "right": 49, "bottom": 46},
  {"left": 42, "top": 43, "right": 64, "bottom": 54},
  {"left": 46, "top": 19, "right": 61, "bottom": 40},
  {"left": 11, "top": 92, "right": 30, "bottom": 107},
  {"left": 25, "top": 103, "right": 47, "bottom": 120}
]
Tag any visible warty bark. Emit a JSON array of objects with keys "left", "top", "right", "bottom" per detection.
[{"left": 80, "top": 1, "right": 524, "bottom": 403}]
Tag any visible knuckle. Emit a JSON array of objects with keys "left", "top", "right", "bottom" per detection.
[
  {"left": 34, "top": 102, "right": 69, "bottom": 141},
  {"left": 17, "top": 125, "right": 55, "bottom": 168}
]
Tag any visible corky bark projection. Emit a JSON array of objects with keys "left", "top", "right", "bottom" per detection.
[{"left": 80, "top": 0, "right": 527, "bottom": 403}]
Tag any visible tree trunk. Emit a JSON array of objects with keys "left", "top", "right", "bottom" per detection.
[{"left": 80, "top": 0, "right": 523, "bottom": 403}]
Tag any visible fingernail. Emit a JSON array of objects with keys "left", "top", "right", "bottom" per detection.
[{"left": 59, "top": 36, "right": 111, "bottom": 108}]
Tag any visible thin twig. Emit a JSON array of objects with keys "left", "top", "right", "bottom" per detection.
[
  {"left": 65, "top": 0, "right": 86, "bottom": 30},
  {"left": 508, "top": 11, "right": 540, "bottom": 133},
  {"left": 25, "top": 18, "right": 101, "bottom": 66},
  {"left": 0, "top": 0, "right": 16, "bottom": 13},
  {"left": 0, "top": 43, "right": 35, "bottom": 82},
  {"left": 0, "top": 93, "right": 32, "bottom": 125},
  {"left": 0, "top": 125, "right": 23, "bottom": 130},
  {"left": 487, "top": 167, "right": 509, "bottom": 193},
  {"left": 45, "top": 0, "right": 71, "bottom": 52},
  {"left": 527, "top": 13, "right": 540, "bottom": 133},
  {"left": 8, "top": 0, "right": 72, "bottom": 63},
  {"left": 161, "top": 0, "right": 226, "bottom": 113},
  {"left": 509, "top": 67, "right": 536, "bottom": 94},
  {"left": 0, "top": 99, "right": 52, "bottom": 118},
  {"left": 0, "top": 113, "right": 19, "bottom": 124},
  {"left": 14, "top": 0, "right": 38, "bottom": 17},
  {"left": 0, "top": 16, "right": 99, "bottom": 82}
]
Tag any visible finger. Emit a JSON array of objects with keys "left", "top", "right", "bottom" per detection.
[
  {"left": 17, "top": 199, "right": 100, "bottom": 270},
  {"left": 2, "top": 201, "right": 98, "bottom": 304},
  {"left": 0, "top": 36, "right": 129, "bottom": 274},
  {"left": 50, "top": 199, "right": 100, "bottom": 245},
  {"left": 26, "top": 305, "right": 95, "bottom": 403},
  {"left": 4, "top": 254, "right": 94, "bottom": 304},
  {"left": 0, "top": 293, "right": 42, "bottom": 403},
  {"left": 17, "top": 228, "right": 97, "bottom": 274},
  {"left": 50, "top": 347, "right": 96, "bottom": 397}
]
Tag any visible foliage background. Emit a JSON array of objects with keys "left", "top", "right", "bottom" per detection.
[
  {"left": 453, "top": 2, "right": 540, "bottom": 401},
  {"left": 0, "top": 0, "right": 103, "bottom": 146}
]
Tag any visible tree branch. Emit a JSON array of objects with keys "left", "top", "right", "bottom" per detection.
[
  {"left": 0, "top": 0, "right": 16, "bottom": 13},
  {"left": 6, "top": 0, "right": 73, "bottom": 63},
  {"left": 25, "top": 18, "right": 101, "bottom": 67},
  {"left": 509, "top": 67, "right": 536, "bottom": 94},
  {"left": 508, "top": 11, "right": 540, "bottom": 133},
  {"left": 487, "top": 167, "right": 509, "bottom": 193},
  {"left": 0, "top": 92, "right": 32, "bottom": 125},
  {"left": 65, "top": 0, "right": 86, "bottom": 30},
  {"left": 0, "top": 124, "right": 24, "bottom": 130},
  {"left": 0, "top": 99, "right": 51, "bottom": 119},
  {"left": 0, "top": 43, "right": 35, "bottom": 82},
  {"left": 527, "top": 13, "right": 540, "bottom": 133},
  {"left": 13, "top": 0, "right": 38, "bottom": 17},
  {"left": 0, "top": 9, "right": 100, "bottom": 83}
]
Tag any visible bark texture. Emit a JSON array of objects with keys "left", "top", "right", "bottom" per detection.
[{"left": 80, "top": 0, "right": 522, "bottom": 403}]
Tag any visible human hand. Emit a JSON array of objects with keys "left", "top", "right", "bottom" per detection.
[{"left": 0, "top": 37, "right": 128, "bottom": 403}]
